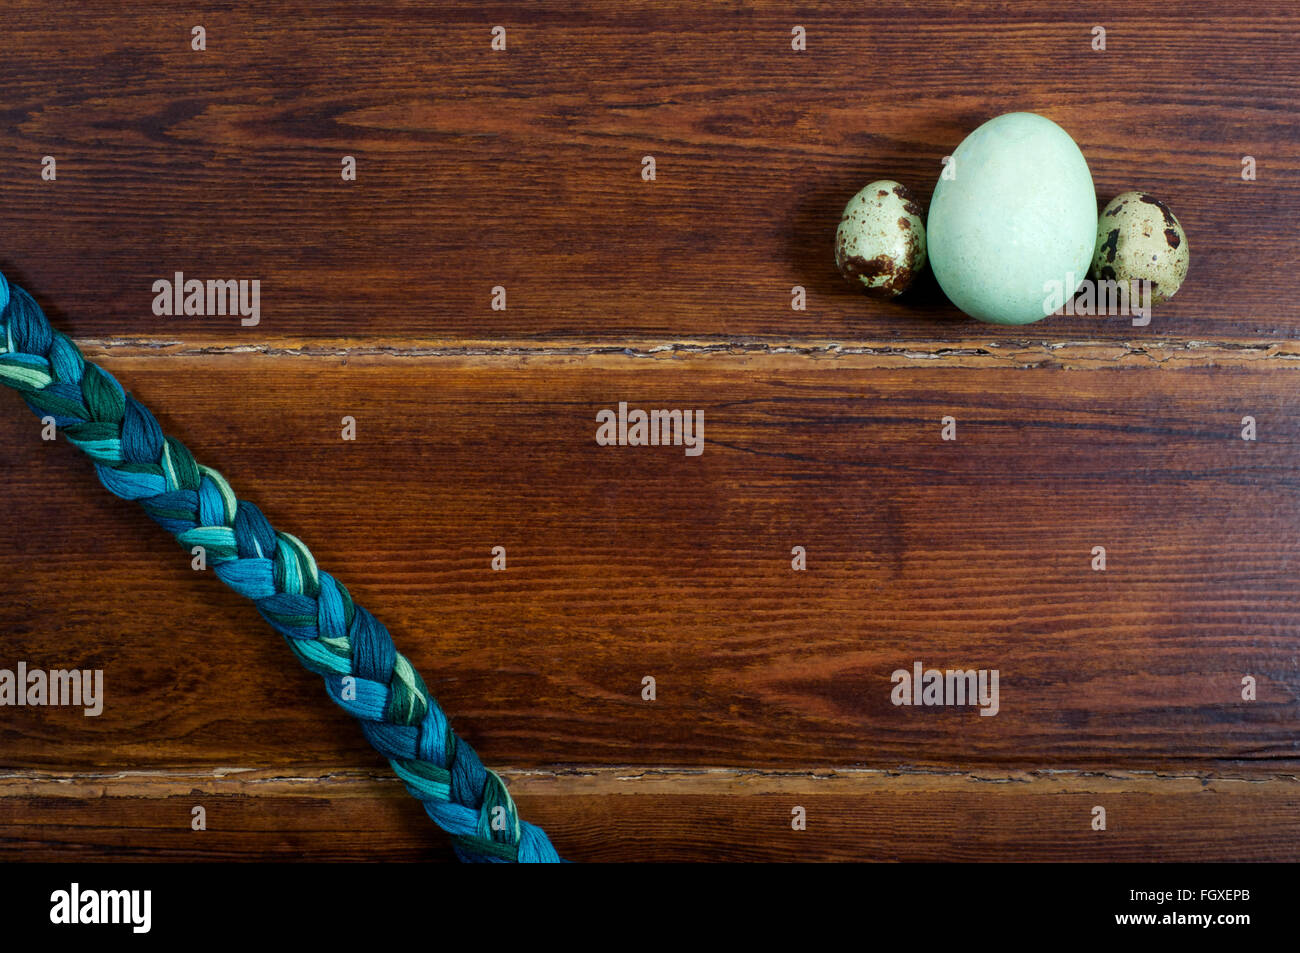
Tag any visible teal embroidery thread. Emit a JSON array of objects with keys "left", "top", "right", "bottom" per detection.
[{"left": 0, "top": 271, "right": 560, "bottom": 864}]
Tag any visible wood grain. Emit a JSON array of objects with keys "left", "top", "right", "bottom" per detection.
[
  {"left": 4, "top": 768, "right": 1297, "bottom": 862},
  {"left": 0, "top": 1, "right": 1297, "bottom": 862},
  {"left": 0, "top": 1, "right": 1295, "bottom": 344},
  {"left": 0, "top": 353, "right": 1295, "bottom": 780}
]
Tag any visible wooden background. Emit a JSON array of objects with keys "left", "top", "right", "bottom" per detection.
[{"left": 0, "top": 1, "right": 1297, "bottom": 861}]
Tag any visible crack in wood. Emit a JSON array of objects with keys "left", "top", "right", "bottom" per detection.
[
  {"left": 70, "top": 336, "right": 1300, "bottom": 370},
  {"left": 3, "top": 765, "right": 1297, "bottom": 798}
]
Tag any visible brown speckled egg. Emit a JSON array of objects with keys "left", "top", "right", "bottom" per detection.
[
  {"left": 1092, "top": 191, "right": 1189, "bottom": 305},
  {"left": 835, "top": 180, "right": 927, "bottom": 298}
]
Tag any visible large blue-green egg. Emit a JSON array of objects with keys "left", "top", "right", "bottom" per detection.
[{"left": 927, "top": 112, "right": 1097, "bottom": 325}]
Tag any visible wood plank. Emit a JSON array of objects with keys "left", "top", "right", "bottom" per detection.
[
  {"left": 0, "top": 1, "right": 1294, "bottom": 343},
  {"left": 2, "top": 768, "right": 1296, "bottom": 862},
  {"left": 1, "top": 1, "right": 1298, "bottom": 864},
  {"left": 0, "top": 350, "right": 1296, "bottom": 778}
]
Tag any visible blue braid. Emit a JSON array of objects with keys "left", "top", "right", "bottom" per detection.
[{"left": 0, "top": 270, "right": 560, "bottom": 863}]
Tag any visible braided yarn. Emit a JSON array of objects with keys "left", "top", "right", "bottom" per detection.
[{"left": 0, "top": 271, "right": 559, "bottom": 863}]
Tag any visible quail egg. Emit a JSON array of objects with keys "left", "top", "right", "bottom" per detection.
[
  {"left": 835, "top": 180, "right": 927, "bottom": 298},
  {"left": 1092, "top": 191, "right": 1189, "bottom": 305}
]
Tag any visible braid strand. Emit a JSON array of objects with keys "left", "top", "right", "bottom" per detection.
[{"left": 0, "top": 272, "right": 560, "bottom": 863}]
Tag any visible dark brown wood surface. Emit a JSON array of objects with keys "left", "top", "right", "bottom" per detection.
[
  {"left": 0, "top": 1, "right": 1296, "bottom": 344},
  {"left": 0, "top": 1, "right": 1297, "bottom": 862},
  {"left": 4, "top": 769, "right": 1298, "bottom": 862}
]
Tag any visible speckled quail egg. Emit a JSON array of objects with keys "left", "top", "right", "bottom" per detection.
[
  {"left": 1092, "top": 191, "right": 1189, "bottom": 305},
  {"left": 835, "top": 180, "right": 928, "bottom": 298}
]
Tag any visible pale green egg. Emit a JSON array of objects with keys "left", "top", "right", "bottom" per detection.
[{"left": 927, "top": 112, "right": 1097, "bottom": 325}]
